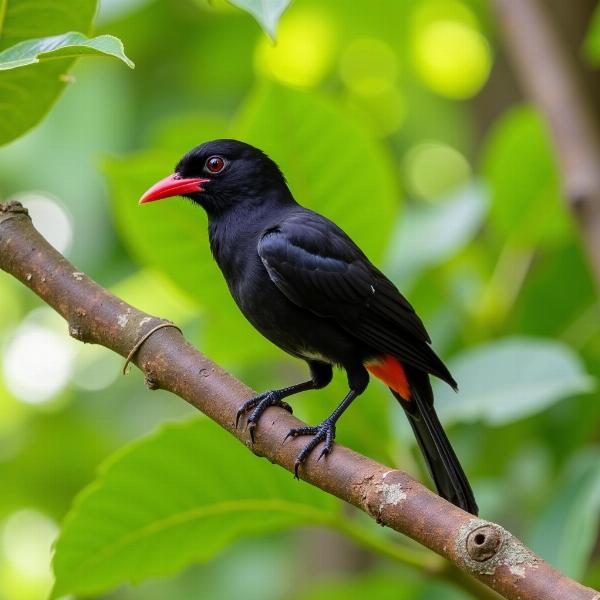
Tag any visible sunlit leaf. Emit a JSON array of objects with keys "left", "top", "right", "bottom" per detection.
[
  {"left": 434, "top": 337, "right": 594, "bottom": 426},
  {"left": 51, "top": 419, "right": 337, "bottom": 598},
  {"left": 0, "top": 0, "right": 130, "bottom": 145},
  {"left": 0, "top": 32, "right": 134, "bottom": 71},
  {"left": 227, "top": 0, "right": 292, "bottom": 39},
  {"left": 482, "top": 106, "right": 571, "bottom": 248},
  {"left": 530, "top": 448, "right": 600, "bottom": 580}
]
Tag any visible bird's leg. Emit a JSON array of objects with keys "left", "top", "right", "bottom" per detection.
[
  {"left": 236, "top": 362, "right": 333, "bottom": 442},
  {"left": 286, "top": 365, "right": 369, "bottom": 478}
]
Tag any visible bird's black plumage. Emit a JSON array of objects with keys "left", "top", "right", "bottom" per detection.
[{"left": 141, "top": 138, "right": 478, "bottom": 515}]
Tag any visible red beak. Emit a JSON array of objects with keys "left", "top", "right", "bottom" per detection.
[{"left": 139, "top": 174, "right": 210, "bottom": 204}]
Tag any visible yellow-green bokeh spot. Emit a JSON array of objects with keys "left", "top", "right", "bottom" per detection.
[
  {"left": 254, "top": 7, "right": 337, "bottom": 87},
  {"left": 403, "top": 141, "right": 471, "bottom": 200},
  {"left": 410, "top": 0, "right": 492, "bottom": 100}
]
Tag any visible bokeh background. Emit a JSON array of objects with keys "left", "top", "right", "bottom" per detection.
[{"left": 1, "top": 0, "right": 600, "bottom": 598}]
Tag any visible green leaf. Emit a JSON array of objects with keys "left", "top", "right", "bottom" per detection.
[
  {"left": 227, "top": 0, "right": 292, "bottom": 39},
  {"left": 385, "top": 183, "right": 488, "bottom": 286},
  {"left": 530, "top": 448, "right": 600, "bottom": 579},
  {"left": 51, "top": 418, "right": 337, "bottom": 598},
  {"left": 0, "top": 32, "right": 134, "bottom": 71},
  {"left": 482, "top": 106, "right": 571, "bottom": 248},
  {"left": 0, "top": 0, "right": 131, "bottom": 145},
  {"left": 434, "top": 337, "right": 594, "bottom": 426}
]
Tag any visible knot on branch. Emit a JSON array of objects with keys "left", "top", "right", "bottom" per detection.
[
  {"left": 466, "top": 524, "right": 502, "bottom": 561},
  {"left": 0, "top": 201, "right": 29, "bottom": 224},
  {"left": 457, "top": 518, "right": 537, "bottom": 578}
]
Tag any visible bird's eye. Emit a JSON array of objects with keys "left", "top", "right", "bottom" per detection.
[{"left": 206, "top": 156, "right": 226, "bottom": 173}]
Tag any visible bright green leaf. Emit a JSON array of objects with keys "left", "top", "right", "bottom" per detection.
[
  {"left": 227, "top": 0, "right": 292, "bottom": 39},
  {"left": 482, "top": 106, "right": 571, "bottom": 248},
  {"left": 530, "top": 448, "right": 600, "bottom": 579},
  {"left": 0, "top": 32, "right": 134, "bottom": 71},
  {"left": 434, "top": 337, "right": 594, "bottom": 426},
  {"left": 51, "top": 418, "right": 337, "bottom": 598}
]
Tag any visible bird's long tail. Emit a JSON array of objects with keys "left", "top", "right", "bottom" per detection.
[
  {"left": 390, "top": 373, "right": 479, "bottom": 515},
  {"left": 368, "top": 356, "right": 478, "bottom": 515}
]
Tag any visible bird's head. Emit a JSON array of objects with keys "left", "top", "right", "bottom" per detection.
[{"left": 139, "top": 139, "right": 290, "bottom": 215}]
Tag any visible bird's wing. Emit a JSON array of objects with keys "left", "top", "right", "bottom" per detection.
[{"left": 258, "top": 211, "right": 454, "bottom": 384}]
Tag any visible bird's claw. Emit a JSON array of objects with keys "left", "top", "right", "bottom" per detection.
[
  {"left": 248, "top": 420, "right": 257, "bottom": 443},
  {"left": 235, "top": 391, "right": 293, "bottom": 440},
  {"left": 286, "top": 421, "right": 336, "bottom": 479}
]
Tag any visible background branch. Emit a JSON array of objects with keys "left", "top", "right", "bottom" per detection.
[
  {"left": 1, "top": 200, "right": 598, "bottom": 600},
  {"left": 491, "top": 0, "right": 600, "bottom": 288}
]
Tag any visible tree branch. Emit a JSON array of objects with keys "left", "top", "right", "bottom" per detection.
[
  {"left": 0, "top": 200, "right": 598, "bottom": 600},
  {"left": 491, "top": 0, "right": 600, "bottom": 288}
]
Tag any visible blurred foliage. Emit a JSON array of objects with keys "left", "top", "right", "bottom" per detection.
[{"left": 0, "top": 0, "right": 600, "bottom": 598}]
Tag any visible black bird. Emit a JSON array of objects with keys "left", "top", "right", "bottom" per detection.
[{"left": 140, "top": 139, "right": 478, "bottom": 515}]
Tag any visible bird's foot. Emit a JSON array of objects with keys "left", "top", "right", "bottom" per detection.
[
  {"left": 285, "top": 420, "right": 336, "bottom": 479},
  {"left": 236, "top": 390, "right": 293, "bottom": 442}
]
